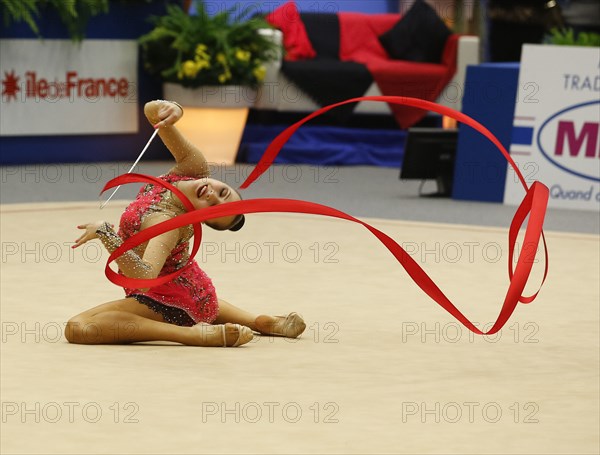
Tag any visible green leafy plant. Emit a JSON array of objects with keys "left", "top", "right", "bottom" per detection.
[
  {"left": 139, "top": 0, "right": 279, "bottom": 88},
  {"left": 1, "top": 0, "right": 110, "bottom": 41},
  {"left": 545, "top": 27, "right": 600, "bottom": 47}
]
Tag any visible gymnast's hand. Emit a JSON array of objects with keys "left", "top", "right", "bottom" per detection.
[
  {"left": 73, "top": 221, "right": 113, "bottom": 249},
  {"left": 152, "top": 101, "right": 184, "bottom": 129}
]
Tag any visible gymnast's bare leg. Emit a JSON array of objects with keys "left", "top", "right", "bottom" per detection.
[
  {"left": 215, "top": 299, "right": 306, "bottom": 338},
  {"left": 65, "top": 298, "right": 250, "bottom": 347}
]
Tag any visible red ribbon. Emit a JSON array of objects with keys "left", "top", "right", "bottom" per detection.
[{"left": 101, "top": 96, "right": 549, "bottom": 335}]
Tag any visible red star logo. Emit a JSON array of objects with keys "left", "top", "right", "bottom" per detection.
[{"left": 2, "top": 70, "right": 20, "bottom": 102}]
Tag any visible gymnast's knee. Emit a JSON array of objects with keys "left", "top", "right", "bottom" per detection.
[
  {"left": 65, "top": 311, "right": 133, "bottom": 344},
  {"left": 64, "top": 316, "right": 89, "bottom": 344}
]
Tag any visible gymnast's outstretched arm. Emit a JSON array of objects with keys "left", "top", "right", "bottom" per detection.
[
  {"left": 73, "top": 216, "right": 179, "bottom": 287},
  {"left": 143, "top": 100, "right": 210, "bottom": 178}
]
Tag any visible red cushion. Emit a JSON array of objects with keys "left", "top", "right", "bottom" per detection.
[
  {"left": 266, "top": 1, "right": 316, "bottom": 61},
  {"left": 339, "top": 13, "right": 401, "bottom": 62},
  {"left": 338, "top": 11, "right": 459, "bottom": 128}
]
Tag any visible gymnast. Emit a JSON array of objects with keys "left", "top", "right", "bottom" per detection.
[{"left": 65, "top": 100, "right": 306, "bottom": 347}]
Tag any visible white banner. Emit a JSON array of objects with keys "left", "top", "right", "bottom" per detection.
[
  {"left": 0, "top": 39, "right": 138, "bottom": 136},
  {"left": 504, "top": 44, "right": 600, "bottom": 211}
]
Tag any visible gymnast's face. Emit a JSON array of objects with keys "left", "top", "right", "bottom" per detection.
[{"left": 180, "top": 177, "right": 241, "bottom": 230}]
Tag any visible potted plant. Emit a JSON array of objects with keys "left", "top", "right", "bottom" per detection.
[
  {"left": 138, "top": 0, "right": 280, "bottom": 164},
  {"left": 545, "top": 27, "right": 600, "bottom": 47},
  {"left": 139, "top": 0, "right": 279, "bottom": 106}
]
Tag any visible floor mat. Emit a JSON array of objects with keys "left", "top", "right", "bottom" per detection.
[{"left": 1, "top": 202, "right": 598, "bottom": 454}]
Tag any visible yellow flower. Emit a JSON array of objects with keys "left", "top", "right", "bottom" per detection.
[
  {"left": 195, "top": 44, "right": 210, "bottom": 61},
  {"left": 181, "top": 60, "right": 200, "bottom": 79},
  {"left": 235, "top": 48, "right": 251, "bottom": 62},
  {"left": 194, "top": 56, "right": 211, "bottom": 70},
  {"left": 216, "top": 53, "right": 227, "bottom": 65},
  {"left": 217, "top": 69, "right": 232, "bottom": 83},
  {"left": 253, "top": 65, "right": 266, "bottom": 82}
]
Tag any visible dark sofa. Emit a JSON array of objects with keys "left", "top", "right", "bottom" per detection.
[{"left": 254, "top": 2, "right": 480, "bottom": 128}]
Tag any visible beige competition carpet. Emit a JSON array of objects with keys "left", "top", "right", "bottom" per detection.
[{"left": 1, "top": 201, "right": 598, "bottom": 455}]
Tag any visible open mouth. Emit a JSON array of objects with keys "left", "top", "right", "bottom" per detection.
[{"left": 197, "top": 184, "right": 208, "bottom": 198}]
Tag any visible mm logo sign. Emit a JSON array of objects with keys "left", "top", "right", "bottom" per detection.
[{"left": 537, "top": 100, "right": 600, "bottom": 182}]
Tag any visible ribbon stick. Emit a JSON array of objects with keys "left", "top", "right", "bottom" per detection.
[
  {"left": 100, "top": 128, "right": 159, "bottom": 209},
  {"left": 100, "top": 96, "right": 550, "bottom": 335}
]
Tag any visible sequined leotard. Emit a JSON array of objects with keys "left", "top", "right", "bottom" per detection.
[{"left": 115, "top": 173, "right": 219, "bottom": 326}]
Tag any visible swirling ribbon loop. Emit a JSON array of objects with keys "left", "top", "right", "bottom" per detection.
[{"left": 101, "top": 96, "right": 549, "bottom": 335}]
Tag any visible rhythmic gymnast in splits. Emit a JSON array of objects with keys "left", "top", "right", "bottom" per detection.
[{"left": 65, "top": 100, "right": 306, "bottom": 347}]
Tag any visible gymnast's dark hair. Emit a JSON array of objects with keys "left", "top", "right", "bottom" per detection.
[
  {"left": 228, "top": 214, "right": 245, "bottom": 231},
  {"left": 228, "top": 188, "right": 245, "bottom": 232}
]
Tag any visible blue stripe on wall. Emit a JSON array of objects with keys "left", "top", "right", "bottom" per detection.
[
  {"left": 452, "top": 63, "right": 521, "bottom": 202},
  {"left": 511, "top": 126, "right": 534, "bottom": 146},
  {"left": 238, "top": 124, "right": 406, "bottom": 167},
  {"left": 192, "top": 0, "right": 399, "bottom": 17},
  {"left": 0, "top": 1, "right": 178, "bottom": 40}
]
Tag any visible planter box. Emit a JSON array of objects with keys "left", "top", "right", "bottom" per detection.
[{"left": 163, "top": 84, "right": 256, "bottom": 165}]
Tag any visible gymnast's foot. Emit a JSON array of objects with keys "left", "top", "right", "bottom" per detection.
[
  {"left": 254, "top": 313, "right": 306, "bottom": 338},
  {"left": 190, "top": 323, "right": 253, "bottom": 347}
]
